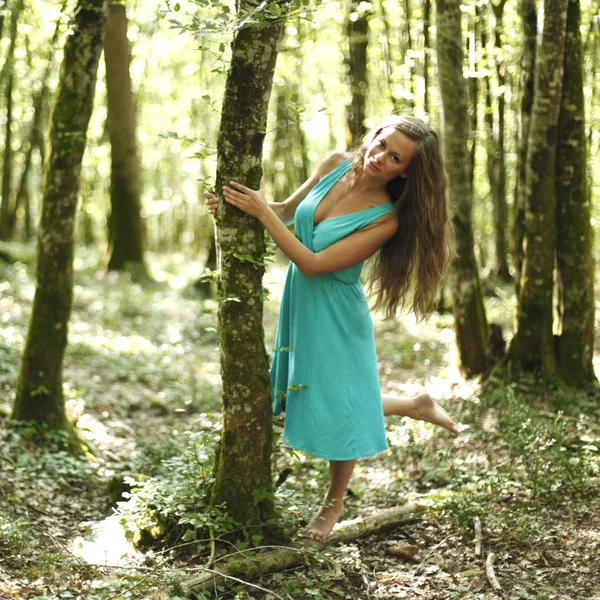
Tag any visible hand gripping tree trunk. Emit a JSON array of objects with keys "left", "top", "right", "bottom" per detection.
[
  {"left": 12, "top": 0, "right": 107, "bottom": 433},
  {"left": 510, "top": 0, "right": 568, "bottom": 375},
  {"left": 105, "top": 0, "right": 146, "bottom": 276},
  {"left": 555, "top": 0, "right": 596, "bottom": 385},
  {"left": 210, "top": 3, "right": 285, "bottom": 539},
  {"left": 435, "top": 0, "right": 488, "bottom": 376}
]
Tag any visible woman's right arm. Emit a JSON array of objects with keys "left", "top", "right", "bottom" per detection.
[{"left": 205, "top": 151, "right": 349, "bottom": 223}]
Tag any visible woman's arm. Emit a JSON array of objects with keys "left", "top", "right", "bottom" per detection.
[
  {"left": 205, "top": 152, "right": 349, "bottom": 225},
  {"left": 222, "top": 182, "right": 398, "bottom": 277}
]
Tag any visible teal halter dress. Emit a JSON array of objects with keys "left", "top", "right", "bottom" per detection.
[{"left": 270, "top": 159, "right": 394, "bottom": 461}]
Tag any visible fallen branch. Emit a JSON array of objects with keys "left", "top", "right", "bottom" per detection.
[
  {"left": 485, "top": 552, "right": 503, "bottom": 595},
  {"left": 473, "top": 516, "right": 482, "bottom": 557},
  {"left": 184, "top": 503, "right": 425, "bottom": 595}
]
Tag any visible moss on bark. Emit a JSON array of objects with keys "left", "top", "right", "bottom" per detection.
[
  {"left": 11, "top": 0, "right": 107, "bottom": 435},
  {"left": 511, "top": 0, "right": 568, "bottom": 376},
  {"left": 210, "top": 3, "right": 286, "bottom": 541},
  {"left": 435, "top": 0, "right": 488, "bottom": 376},
  {"left": 555, "top": 0, "right": 596, "bottom": 386}
]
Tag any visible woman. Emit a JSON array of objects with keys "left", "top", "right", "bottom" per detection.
[{"left": 206, "top": 115, "right": 457, "bottom": 542}]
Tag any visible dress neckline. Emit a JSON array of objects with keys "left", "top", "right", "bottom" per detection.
[{"left": 313, "top": 159, "right": 393, "bottom": 229}]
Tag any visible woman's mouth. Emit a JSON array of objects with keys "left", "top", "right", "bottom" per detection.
[{"left": 367, "top": 159, "right": 380, "bottom": 172}]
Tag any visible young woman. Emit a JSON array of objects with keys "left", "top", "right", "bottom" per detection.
[{"left": 206, "top": 115, "right": 456, "bottom": 542}]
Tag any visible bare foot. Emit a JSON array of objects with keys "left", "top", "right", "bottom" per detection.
[
  {"left": 304, "top": 498, "right": 344, "bottom": 543},
  {"left": 413, "top": 393, "right": 459, "bottom": 434}
]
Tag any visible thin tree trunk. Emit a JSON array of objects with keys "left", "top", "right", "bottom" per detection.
[
  {"left": 487, "top": 0, "right": 510, "bottom": 281},
  {"left": 510, "top": 0, "right": 568, "bottom": 375},
  {"left": 513, "top": 0, "right": 537, "bottom": 296},
  {"left": 435, "top": 0, "right": 489, "bottom": 376},
  {"left": 467, "top": 7, "right": 479, "bottom": 186},
  {"left": 104, "top": 1, "right": 146, "bottom": 274},
  {"left": 12, "top": 0, "right": 107, "bottom": 434},
  {"left": 0, "top": 0, "right": 24, "bottom": 240},
  {"left": 10, "top": 4, "right": 66, "bottom": 240},
  {"left": 345, "top": 0, "right": 370, "bottom": 149},
  {"left": 555, "top": 0, "right": 596, "bottom": 385},
  {"left": 377, "top": 0, "right": 399, "bottom": 111},
  {"left": 423, "top": 0, "right": 431, "bottom": 117},
  {"left": 403, "top": 0, "right": 415, "bottom": 110},
  {"left": 210, "top": 0, "right": 286, "bottom": 539}
]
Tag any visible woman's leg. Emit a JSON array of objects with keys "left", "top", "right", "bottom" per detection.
[
  {"left": 305, "top": 459, "right": 356, "bottom": 542},
  {"left": 382, "top": 391, "right": 458, "bottom": 433}
]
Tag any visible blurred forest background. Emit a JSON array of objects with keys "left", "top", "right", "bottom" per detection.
[{"left": 0, "top": 0, "right": 599, "bottom": 598}]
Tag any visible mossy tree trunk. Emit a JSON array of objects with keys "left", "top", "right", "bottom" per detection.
[
  {"left": 345, "top": 0, "right": 370, "bottom": 149},
  {"left": 210, "top": 1, "right": 285, "bottom": 538},
  {"left": 510, "top": 0, "right": 568, "bottom": 375},
  {"left": 104, "top": 0, "right": 146, "bottom": 275},
  {"left": 435, "top": 0, "right": 489, "bottom": 376},
  {"left": 487, "top": 0, "right": 510, "bottom": 282},
  {"left": 555, "top": 0, "right": 596, "bottom": 386},
  {"left": 0, "top": 0, "right": 24, "bottom": 240},
  {"left": 512, "top": 0, "right": 537, "bottom": 296},
  {"left": 12, "top": 0, "right": 107, "bottom": 431}
]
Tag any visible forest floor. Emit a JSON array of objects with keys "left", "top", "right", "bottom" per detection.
[{"left": 0, "top": 249, "right": 599, "bottom": 600}]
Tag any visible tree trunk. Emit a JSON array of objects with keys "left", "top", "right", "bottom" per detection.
[
  {"left": 376, "top": 0, "right": 399, "bottom": 111},
  {"left": 104, "top": 1, "right": 146, "bottom": 275},
  {"left": 12, "top": 0, "right": 107, "bottom": 433},
  {"left": 9, "top": 3, "right": 66, "bottom": 240},
  {"left": 435, "top": 0, "right": 488, "bottom": 376},
  {"left": 512, "top": 0, "right": 537, "bottom": 296},
  {"left": 510, "top": 0, "right": 568, "bottom": 375},
  {"left": 555, "top": 0, "right": 596, "bottom": 386},
  {"left": 345, "top": 0, "right": 370, "bottom": 149},
  {"left": 0, "top": 0, "right": 24, "bottom": 240},
  {"left": 423, "top": 0, "right": 431, "bottom": 117},
  {"left": 403, "top": 0, "right": 415, "bottom": 110},
  {"left": 210, "top": 1, "right": 285, "bottom": 539},
  {"left": 487, "top": 0, "right": 510, "bottom": 282}
]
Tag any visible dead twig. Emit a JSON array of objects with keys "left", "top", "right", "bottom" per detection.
[
  {"left": 485, "top": 552, "right": 503, "bottom": 596},
  {"left": 473, "top": 516, "right": 482, "bottom": 557}
]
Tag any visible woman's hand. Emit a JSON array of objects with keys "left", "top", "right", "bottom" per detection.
[
  {"left": 204, "top": 190, "right": 218, "bottom": 216},
  {"left": 222, "top": 180, "right": 268, "bottom": 220}
]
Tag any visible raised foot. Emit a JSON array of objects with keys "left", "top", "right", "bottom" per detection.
[
  {"left": 303, "top": 499, "right": 344, "bottom": 543},
  {"left": 413, "top": 393, "right": 459, "bottom": 434}
]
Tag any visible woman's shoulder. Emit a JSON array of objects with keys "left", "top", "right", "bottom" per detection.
[{"left": 316, "top": 151, "right": 352, "bottom": 177}]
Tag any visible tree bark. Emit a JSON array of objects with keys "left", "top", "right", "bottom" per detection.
[
  {"left": 555, "top": 0, "right": 596, "bottom": 386},
  {"left": 104, "top": 1, "right": 146, "bottom": 275},
  {"left": 512, "top": 0, "right": 537, "bottom": 296},
  {"left": 9, "top": 2, "right": 66, "bottom": 240},
  {"left": 345, "top": 0, "right": 370, "bottom": 149},
  {"left": 12, "top": 0, "right": 107, "bottom": 433},
  {"left": 487, "top": 0, "right": 510, "bottom": 282},
  {"left": 510, "top": 0, "right": 568, "bottom": 375},
  {"left": 0, "top": 0, "right": 24, "bottom": 240},
  {"left": 210, "top": 1, "right": 285, "bottom": 538},
  {"left": 184, "top": 504, "right": 425, "bottom": 594},
  {"left": 435, "top": 0, "right": 488, "bottom": 376},
  {"left": 423, "top": 0, "right": 431, "bottom": 117}
]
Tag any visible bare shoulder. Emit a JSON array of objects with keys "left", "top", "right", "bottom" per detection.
[{"left": 316, "top": 151, "right": 352, "bottom": 178}]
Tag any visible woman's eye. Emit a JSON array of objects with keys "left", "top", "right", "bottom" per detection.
[
  {"left": 392, "top": 156, "right": 400, "bottom": 163},
  {"left": 378, "top": 140, "right": 385, "bottom": 147}
]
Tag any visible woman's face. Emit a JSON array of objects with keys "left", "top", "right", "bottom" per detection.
[{"left": 363, "top": 127, "right": 416, "bottom": 182}]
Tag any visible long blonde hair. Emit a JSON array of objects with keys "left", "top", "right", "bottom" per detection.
[{"left": 351, "top": 116, "right": 454, "bottom": 320}]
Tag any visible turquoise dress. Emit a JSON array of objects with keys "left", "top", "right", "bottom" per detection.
[{"left": 271, "top": 159, "right": 394, "bottom": 461}]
